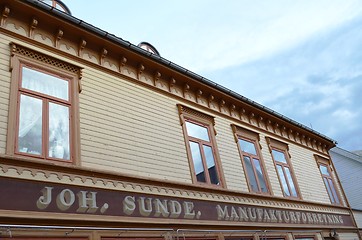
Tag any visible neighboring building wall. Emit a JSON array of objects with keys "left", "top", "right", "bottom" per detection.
[
  {"left": 353, "top": 211, "right": 362, "bottom": 229},
  {"left": 330, "top": 147, "right": 362, "bottom": 231},
  {"left": 330, "top": 147, "right": 362, "bottom": 209}
]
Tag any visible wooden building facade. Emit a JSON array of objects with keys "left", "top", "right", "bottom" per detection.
[{"left": 0, "top": 0, "right": 360, "bottom": 239}]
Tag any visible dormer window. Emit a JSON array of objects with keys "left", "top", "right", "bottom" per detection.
[{"left": 40, "top": 0, "right": 71, "bottom": 14}]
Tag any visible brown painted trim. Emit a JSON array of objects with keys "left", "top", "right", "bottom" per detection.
[
  {"left": 231, "top": 125, "right": 273, "bottom": 196},
  {"left": 265, "top": 137, "right": 302, "bottom": 201},
  {"left": 6, "top": 43, "right": 81, "bottom": 165},
  {"left": 314, "top": 156, "right": 343, "bottom": 207},
  {"left": 177, "top": 104, "right": 226, "bottom": 188}
]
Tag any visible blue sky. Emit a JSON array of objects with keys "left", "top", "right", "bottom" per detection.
[{"left": 63, "top": 0, "right": 362, "bottom": 151}]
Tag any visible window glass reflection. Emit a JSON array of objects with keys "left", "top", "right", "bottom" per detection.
[
  {"left": 22, "top": 67, "right": 69, "bottom": 101},
  {"left": 254, "top": 158, "right": 268, "bottom": 193},
  {"left": 277, "top": 165, "right": 290, "bottom": 196},
  {"left": 49, "top": 103, "right": 70, "bottom": 160},
  {"left": 284, "top": 167, "right": 297, "bottom": 197},
  {"left": 189, "top": 141, "right": 206, "bottom": 182},
  {"left": 185, "top": 121, "right": 209, "bottom": 141},
  {"left": 238, "top": 139, "right": 257, "bottom": 155},
  {"left": 328, "top": 179, "right": 340, "bottom": 204},
  {"left": 203, "top": 145, "right": 219, "bottom": 185},
  {"left": 244, "top": 156, "right": 258, "bottom": 192},
  {"left": 272, "top": 149, "right": 287, "bottom": 163},
  {"left": 319, "top": 165, "right": 329, "bottom": 176},
  {"left": 18, "top": 94, "right": 42, "bottom": 155}
]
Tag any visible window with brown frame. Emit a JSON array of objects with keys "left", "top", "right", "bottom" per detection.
[
  {"left": 178, "top": 104, "right": 224, "bottom": 187},
  {"left": 7, "top": 43, "right": 81, "bottom": 163},
  {"left": 315, "top": 155, "right": 341, "bottom": 205},
  {"left": 266, "top": 137, "right": 300, "bottom": 199},
  {"left": 232, "top": 125, "right": 270, "bottom": 194}
]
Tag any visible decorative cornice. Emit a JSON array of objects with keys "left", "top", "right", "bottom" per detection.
[{"left": 0, "top": 3, "right": 334, "bottom": 155}]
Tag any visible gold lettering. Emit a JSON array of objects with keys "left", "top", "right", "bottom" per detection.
[
  {"left": 216, "top": 205, "right": 229, "bottom": 220},
  {"left": 282, "top": 211, "right": 290, "bottom": 223},
  {"left": 257, "top": 208, "right": 264, "bottom": 221},
  {"left": 36, "top": 187, "right": 53, "bottom": 210},
  {"left": 138, "top": 197, "right": 153, "bottom": 217},
  {"left": 333, "top": 215, "right": 340, "bottom": 224},
  {"left": 56, "top": 189, "right": 75, "bottom": 211},
  {"left": 248, "top": 208, "right": 257, "bottom": 222},
  {"left": 275, "top": 210, "right": 282, "bottom": 222},
  {"left": 230, "top": 206, "right": 239, "bottom": 221},
  {"left": 312, "top": 213, "right": 319, "bottom": 224},
  {"left": 123, "top": 196, "right": 136, "bottom": 215},
  {"left": 153, "top": 199, "right": 169, "bottom": 217},
  {"left": 295, "top": 212, "right": 301, "bottom": 223},
  {"left": 307, "top": 213, "right": 313, "bottom": 223},
  {"left": 238, "top": 207, "right": 249, "bottom": 222},
  {"left": 317, "top": 214, "right": 323, "bottom": 224},
  {"left": 77, "top": 191, "right": 98, "bottom": 213},
  {"left": 290, "top": 211, "right": 297, "bottom": 223},
  {"left": 268, "top": 210, "right": 278, "bottom": 223},
  {"left": 183, "top": 201, "right": 196, "bottom": 219},
  {"left": 339, "top": 216, "right": 344, "bottom": 224},
  {"left": 168, "top": 200, "right": 182, "bottom": 218}
]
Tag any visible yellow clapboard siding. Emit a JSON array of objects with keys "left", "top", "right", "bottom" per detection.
[{"left": 214, "top": 118, "right": 248, "bottom": 192}]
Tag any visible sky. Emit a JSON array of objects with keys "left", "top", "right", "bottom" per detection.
[{"left": 62, "top": 0, "right": 362, "bottom": 151}]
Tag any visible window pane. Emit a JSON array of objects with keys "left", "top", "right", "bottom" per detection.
[
  {"left": 272, "top": 149, "right": 287, "bottom": 163},
  {"left": 328, "top": 178, "right": 340, "bottom": 204},
  {"left": 203, "top": 145, "right": 219, "bottom": 185},
  {"left": 185, "top": 121, "right": 210, "bottom": 141},
  {"left": 49, "top": 103, "right": 70, "bottom": 160},
  {"left": 22, "top": 67, "right": 69, "bottom": 100},
  {"left": 18, "top": 94, "right": 42, "bottom": 155},
  {"left": 284, "top": 167, "right": 297, "bottom": 197},
  {"left": 189, "top": 141, "right": 206, "bottom": 183},
  {"left": 254, "top": 158, "right": 268, "bottom": 193},
  {"left": 323, "top": 178, "right": 335, "bottom": 203},
  {"left": 244, "top": 156, "right": 259, "bottom": 192},
  {"left": 277, "top": 165, "right": 290, "bottom": 196},
  {"left": 238, "top": 139, "right": 256, "bottom": 155},
  {"left": 319, "top": 165, "right": 330, "bottom": 176}
]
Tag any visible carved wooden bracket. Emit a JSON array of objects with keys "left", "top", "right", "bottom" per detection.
[
  {"left": 196, "top": 89, "right": 202, "bottom": 103},
  {"left": 183, "top": 84, "right": 190, "bottom": 98},
  {"left": 55, "top": 29, "right": 63, "bottom": 48},
  {"left": 169, "top": 77, "right": 176, "bottom": 92},
  {"left": 29, "top": 18, "right": 38, "bottom": 38},
  {"left": 100, "top": 48, "right": 107, "bottom": 66},
  {"left": 1, "top": 6, "right": 10, "bottom": 27},
  {"left": 78, "top": 39, "right": 86, "bottom": 57},
  {"left": 154, "top": 71, "right": 161, "bottom": 86},
  {"left": 119, "top": 56, "right": 127, "bottom": 72},
  {"left": 137, "top": 64, "right": 144, "bottom": 79},
  {"left": 208, "top": 95, "right": 214, "bottom": 108}
]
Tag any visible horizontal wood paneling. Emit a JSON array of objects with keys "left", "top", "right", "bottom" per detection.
[
  {"left": 0, "top": 35, "right": 11, "bottom": 154},
  {"left": 259, "top": 133, "right": 284, "bottom": 197},
  {"left": 214, "top": 118, "right": 248, "bottom": 192},
  {"left": 288, "top": 144, "right": 331, "bottom": 203},
  {"left": 79, "top": 68, "right": 192, "bottom": 183}
]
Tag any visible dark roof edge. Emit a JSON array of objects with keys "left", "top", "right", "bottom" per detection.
[
  {"left": 24, "top": 0, "right": 337, "bottom": 145},
  {"left": 330, "top": 147, "right": 362, "bottom": 163}
]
